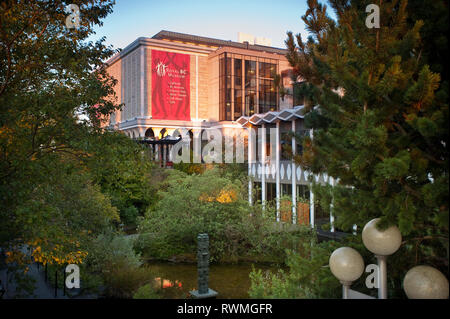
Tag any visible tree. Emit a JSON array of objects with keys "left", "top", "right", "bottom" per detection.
[
  {"left": 282, "top": 0, "right": 447, "bottom": 296},
  {"left": 0, "top": 1, "right": 122, "bottom": 267}
]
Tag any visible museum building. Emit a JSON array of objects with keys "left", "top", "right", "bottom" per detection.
[
  {"left": 104, "top": 30, "right": 294, "bottom": 139},
  {"left": 104, "top": 30, "right": 342, "bottom": 235}
]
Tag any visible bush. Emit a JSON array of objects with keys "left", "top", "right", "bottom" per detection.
[
  {"left": 136, "top": 168, "right": 311, "bottom": 263},
  {"left": 120, "top": 206, "right": 139, "bottom": 226},
  {"left": 103, "top": 260, "right": 155, "bottom": 298},
  {"left": 83, "top": 233, "right": 154, "bottom": 298},
  {"left": 86, "top": 233, "right": 142, "bottom": 274},
  {"left": 133, "top": 283, "right": 161, "bottom": 299}
]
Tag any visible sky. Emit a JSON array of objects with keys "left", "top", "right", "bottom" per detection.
[{"left": 87, "top": 0, "right": 316, "bottom": 51}]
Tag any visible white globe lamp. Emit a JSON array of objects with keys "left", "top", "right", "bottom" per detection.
[{"left": 403, "top": 265, "right": 449, "bottom": 299}]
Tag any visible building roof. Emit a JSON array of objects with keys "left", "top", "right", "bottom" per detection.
[{"left": 152, "top": 30, "right": 288, "bottom": 56}]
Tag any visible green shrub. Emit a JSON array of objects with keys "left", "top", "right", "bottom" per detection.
[
  {"left": 83, "top": 232, "right": 152, "bottom": 298},
  {"left": 136, "top": 168, "right": 311, "bottom": 263},
  {"left": 133, "top": 283, "right": 161, "bottom": 299},
  {"left": 249, "top": 235, "right": 374, "bottom": 299},
  {"left": 103, "top": 260, "right": 154, "bottom": 298},
  {"left": 120, "top": 206, "right": 139, "bottom": 226},
  {"left": 86, "top": 233, "right": 142, "bottom": 274}
]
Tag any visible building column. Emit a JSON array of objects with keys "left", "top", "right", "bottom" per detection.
[
  {"left": 261, "top": 125, "right": 266, "bottom": 210},
  {"left": 330, "top": 176, "right": 335, "bottom": 232},
  {"left": 137, "top": 127, "right": 146, "bottom": 138},
  {"left": 291, "top": 119, "right": 297, "bottom": 224},
  {"left": 330, "top": 196, "right": 335, "bottom": 232},
  {"left": 248, "top": 127, "right": 254, "bottom": 206},
  {"left": 309, "top": 128, "right": 315, "bottom": 228},
  {"left": 275, "top": 121, "right": 280, "bottom": 222}
]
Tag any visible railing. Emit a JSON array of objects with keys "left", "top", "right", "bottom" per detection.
[{"left": 248, "top": 160, "right": 333, "bottom": 185}]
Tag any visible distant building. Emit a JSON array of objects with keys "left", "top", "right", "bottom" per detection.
[
  {"left": 237, "top": 32, "right": 272, "bottom": 46},
  {"left": 104, "top": 30, "right": 341, "bottom": 236},
  {"left": 104, "top": 30, "right": 293, "bottom": 138}
]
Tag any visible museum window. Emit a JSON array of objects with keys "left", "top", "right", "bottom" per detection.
[
  {"left": 258, "top": 60, "right": 277, "bottom": 114},
  {"left": 234, "top": 58, "right": 243, "bottom": 119},
  {"left": 220, "top": 53, "right": 279, "bottom": 120},
  {"left": 219, "top": 54, "right": 232, "bottom": 121}
]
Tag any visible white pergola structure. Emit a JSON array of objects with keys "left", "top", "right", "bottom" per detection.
[{"left": 236, "top": 105, "right": 337, "bottom": 231}]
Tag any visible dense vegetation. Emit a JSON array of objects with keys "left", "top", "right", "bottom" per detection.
[
  {"left": 1, "top": 0, "right": 446, "bottom": 300},
  {"left": 0, "top": 0, "right": 159, "bottom": 298},
  {"left": 136, "top": 167, "right": 313, "bottom": 264},
  {"left": 250, "top": 0, "right": 448, "bottom": 298}
]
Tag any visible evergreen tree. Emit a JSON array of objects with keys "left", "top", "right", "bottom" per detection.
[{"left": 286, "top": 0, "right": 448, "bottom": 289}]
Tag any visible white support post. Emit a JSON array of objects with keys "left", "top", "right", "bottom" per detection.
[
  {"left": 309, "top": 128, "right": 315, "bottom": 228},
  {"left": 261, "top": 125, "right": 266, "bottom": 210},
  {"left": 248, "top": 128, "right": 253, "bottom": 206},
  {"left": 291, "top": 120, "right": 297, "bottom": 224},
  {"left": 275, "top": 122, "right": 280, "bottom": 222},
  {"left": 330, "top": 198, "right": 335, "bottom": 232}
]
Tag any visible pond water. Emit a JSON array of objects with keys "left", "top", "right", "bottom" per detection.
[{"left": 146, "top": 262, "right": 282, "bottom": 299}]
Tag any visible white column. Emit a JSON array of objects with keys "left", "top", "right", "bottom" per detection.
[
  {"left": 275, "top": 121, "right": 280, "bottom": 222},
  {"left": 330, "top": 197, "right": 335, "bottom": 232},
  {"left": 330, "top": 176, "right": 336, "bottom": 232},
  {"left": 291, "top": 120, "right": 297, "bottom": 224},
  {"left": 353, "top": 224, "right": 357, "bottom": 235},
  {"left": 248, "top": 127, "right": 253, "bottom": 206},
  {"left": 261, "top": 125, "right": 266, "bottom": 210}
]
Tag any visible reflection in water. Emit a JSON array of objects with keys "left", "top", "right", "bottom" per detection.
[
  {"left": 146, "top": 262, "right": 280, "bottom": 299},
  {"left": 154, "top": 277, "right": 183, "bottom": 289}
]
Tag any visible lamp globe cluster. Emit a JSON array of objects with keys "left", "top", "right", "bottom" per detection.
[{"left": 329, "top": 218, "right": 449, "bottom": 299}]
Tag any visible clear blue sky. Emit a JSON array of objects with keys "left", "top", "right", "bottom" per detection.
[{"left": 88, "top": 0, "right": 319, "bottom": 50}]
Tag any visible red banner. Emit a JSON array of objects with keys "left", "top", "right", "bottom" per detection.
[{"left": 151, "top": 50, "right": 190, "bottom": 121}]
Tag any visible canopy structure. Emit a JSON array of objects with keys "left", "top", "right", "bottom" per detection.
[
  {"left": 135, "top": 136, "right": 182, "bottom": 168},
  {"left": 136, "top": 136, "right": 181, "bottom": 145},
  {"left": 235, "top": 105, "right": 306, "bottom": 127}
]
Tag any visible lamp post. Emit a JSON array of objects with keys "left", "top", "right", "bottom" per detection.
[
  {"left": 329, "top": 247, "right": 365, "bottom": 299},
  {"left": 330, "top": 218, "right": 449, "bottom": 299},
  {"left": 361, "top": 218, "right": 402, "bottom": 299}
]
